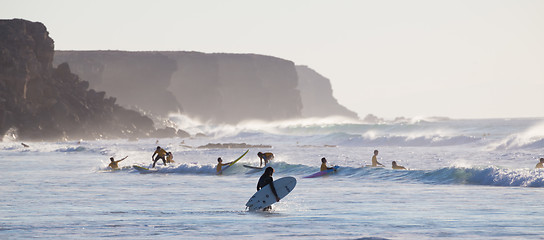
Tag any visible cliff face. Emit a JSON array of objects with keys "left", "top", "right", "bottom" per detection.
[
  {"left": 296, "top": 65, "right": 359, "bottom": 119},
  {"left": 0, "top": 19, "right": 158, "bottom": 141},
  {"left": 55, "top": 51, "right": 304, "bottom": 124},
  {"left": 53, "top": 51, "right": 181, "bottom": 116},
  {"left": 53, "top": 53, "right": 359, "bottom": 125},
  {"left": 164, "top": 52, "right": 302, "bottom": 123}
]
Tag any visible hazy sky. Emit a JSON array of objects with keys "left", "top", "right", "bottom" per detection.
[{"left": 4, "top": 0, "right": 544, "bottom": 119}]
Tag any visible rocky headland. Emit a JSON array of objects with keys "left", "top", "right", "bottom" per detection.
[
  {"left": 54, "top": 51, "right": 359, "bottom": 124},
  {"left": 0, "top": 19, "right": 186, "bottom": 141}
]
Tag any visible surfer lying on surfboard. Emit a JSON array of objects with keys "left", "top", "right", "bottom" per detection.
[
  {"left": 257, "top": 167, "right": 280, "bottom": 211},
  {"left": 216, "top": 157, "right": 233, "bottom": 174}
]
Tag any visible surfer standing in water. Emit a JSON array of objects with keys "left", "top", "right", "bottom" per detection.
[
  {"left": 257, "top": 167, "right": 280, "bottom": 211},
  {"left": 216, "top": 157, "right": 233, "bottom": 174},
  {"left": 108, "top": 156, "right": 128, "bottom": 170},
  {"left": 258, "top": 152, "right": 274, "bottom": 167},
  {"left": 535, "top": 158, "right": 544, "bottom": 169},
  {"left": 321, "top": 157, "right": 334, "bottom": 171},
  {"left": 151, "top": 146, "right": 168, "bottom": 168},
  {"left": 370, "top": 150, "right": 385, "bottom": 167}
]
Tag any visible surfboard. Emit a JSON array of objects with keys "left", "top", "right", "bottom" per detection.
[
  {"left": 243, "top": 164, "right": 264, "bottom": 170},
  {"left": 217, "top": 149, "right": 250, "bottom": 175},
  {"left": 303, "top": 166, "right": 339, "bottom": 178},
  {"left": 246, "top": 176, "right": 297, "bottom": 211},
  {"left": 364, "top": 165, "right": 385, "bottom": 168},
  {"left": 133, "top": 165, "right": 158, "bottom": 173}
]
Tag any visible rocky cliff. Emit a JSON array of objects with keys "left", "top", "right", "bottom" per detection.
[
  {"left": 0, "top": 19, "right": 174, "bottom": 141},
  {"left": 296, "top": 65, "right": 359, "bottom": 119},
  {"left": 55, "top": 51, "right": 304, "bottom": 124},
  {"left": 54, "top": 51, "right": 360, "bottom": 124}
]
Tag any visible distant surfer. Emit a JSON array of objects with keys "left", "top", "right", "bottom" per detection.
[
  {"left": 370, "top": 150, "right": 384, "bottom": 167},
  {"left": 216, "top": 157, "right": 233, "bottom": 174},
  {"left": 151, "top": 146, "right": 168, "bottom": 168},
  {"left": 392, "top": 161, "right": 407, "bottom": 170},
  {"left": 257, "top": 167, "right": 280, "bottom": 211},
  {"left": 21, "top": 143, "right": 29, "bottom": 148},
  {"left": 321, "top": 157, "right": 334, "bottom": 171},
  {"left": 166, "top": 152, "right": 175, "bottom": 163},
  {"left": 258, "top": 152, "right": 274, "bottom": 167},
  {"left": 536, "top": 158, "right": 544, "bottom": 169},
  {"left": 108, "top": 156, "right": 128, "bottom": 170}
]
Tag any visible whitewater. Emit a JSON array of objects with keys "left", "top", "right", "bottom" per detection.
[{"left": 1, "top": 116, "right": 544, "bottom": 239}]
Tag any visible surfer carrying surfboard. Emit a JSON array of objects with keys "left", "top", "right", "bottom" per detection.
[
  {"left": 258, "top": 152, "right": 274, "bottom": 167},
  {"left": 216, "top": 157, "right": 233, "bottom": 174},
  {"left": 257, "top": 167, "right": 280, "bottom": 211}
]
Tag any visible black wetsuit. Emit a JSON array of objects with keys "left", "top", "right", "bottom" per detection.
[{"left": 257, "top": 174, "right": 279, "bottom": 198}]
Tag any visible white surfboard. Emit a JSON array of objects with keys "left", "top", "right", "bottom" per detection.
[{"left": 245, "top": 176, "right": 297, "bottom": 211}]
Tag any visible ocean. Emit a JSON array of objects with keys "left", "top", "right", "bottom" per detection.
[{"left": 1, "top": 116, "right": 544, "bottom": 239}]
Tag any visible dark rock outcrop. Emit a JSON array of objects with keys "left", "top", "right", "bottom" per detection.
[
  {"left": 296, "top": 65, "right": 359, "bottom": 119},
  {"left": 0, "top": 19, "right": 162, "bottom": 141}
]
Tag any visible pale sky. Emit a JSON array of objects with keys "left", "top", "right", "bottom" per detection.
[{"left": 3, "top": 0, "right": 544, "bottom": 119}]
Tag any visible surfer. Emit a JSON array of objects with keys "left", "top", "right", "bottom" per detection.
[
  {"left": 535, "top": 158, "right": 544, "bottom": 169},
  {"left": 21, "top": 143, "right": 29, "bottom": 148},
  {"left": 166, "top": 152, "right": 175, "bottom": 163},
  {"left": 257, "top": 167, "right": 280, "bottom": 211},
  {"left": 216, "top": 157, "right": 233, "bottom": 174},
  {"left": 321, "top": 157, "right": 334, "bottom": 171},
  {"left": 108, "top": 156, "right": 128, "bottom": 170},
  {"left": 151, "top": 146, "right": 168, "bottom": 168},
  {"left": 370, "top": 150, "right": 384, "bottom": 167},
  {"left": 258, "top": 152, "right": 274, "bottom": 167},
  {"left": 392, "top": 161, "right": 407, "bottom": 170}
]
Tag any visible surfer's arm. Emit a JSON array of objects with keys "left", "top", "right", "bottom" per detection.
[
  {"left": 269, "top": 182, "right": 280, "bottom": 202},
  {"left": 120, "top": 156, "right": 128, "bottom": 161}
]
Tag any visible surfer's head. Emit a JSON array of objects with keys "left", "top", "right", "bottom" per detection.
[
  {"left": 392, "top": 161, "right": 397, "bottom": 166},
  {"left": 540, "top": 158, "right": 544, "bottom": 163},
  {"left": 374, "top": 150, "right": 379, "bottom": 155},
  {"left": 156, "top": 146, "right": 161, "bottom": 150},
  {"left": 321, "top": 157, "right": 327, "bottom": 163},
  {"left": 217, "top": 157, "right": 222, "bottom": 163},
  {"left": 258, "top": 152, "right": 263, "bottom": 157},
  {"left": 110, "top": 157, "right": 114, "bottom": 162},
  {"left": 265, "top": 167, "right": 274, "bottom": 176}
]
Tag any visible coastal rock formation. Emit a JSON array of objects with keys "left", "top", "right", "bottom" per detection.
[
  {"left": 296, "top": 65, "right": 358, "bottom": 119},
  {"left": 55, "top": 51, "right": 304, "bottom": 124},
  {"left": 0, "top": 19, "right": 165, "bottom": 141},
  {"left": 53, "top": 51, "right": 181, "bottom": 116},
  {"left": 163, "top": 52, "right": 302, "bottom": 123}
]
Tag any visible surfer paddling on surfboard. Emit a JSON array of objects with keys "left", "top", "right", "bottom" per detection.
[
  {"left": 258, "top": 152, "right": 274, "bottom": 167},
  {"left": 108, "top": 156, "right": 128, "bottom": 170},
  {"left": 257, "top": 167, "right": 280, "bottom": 211},
  {"left": 216, "top": 157, "right": 233, "bottom": 174}
]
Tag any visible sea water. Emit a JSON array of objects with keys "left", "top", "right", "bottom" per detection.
[{"left": 1, "top": 117, "right": 544, "bottom": 239}]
